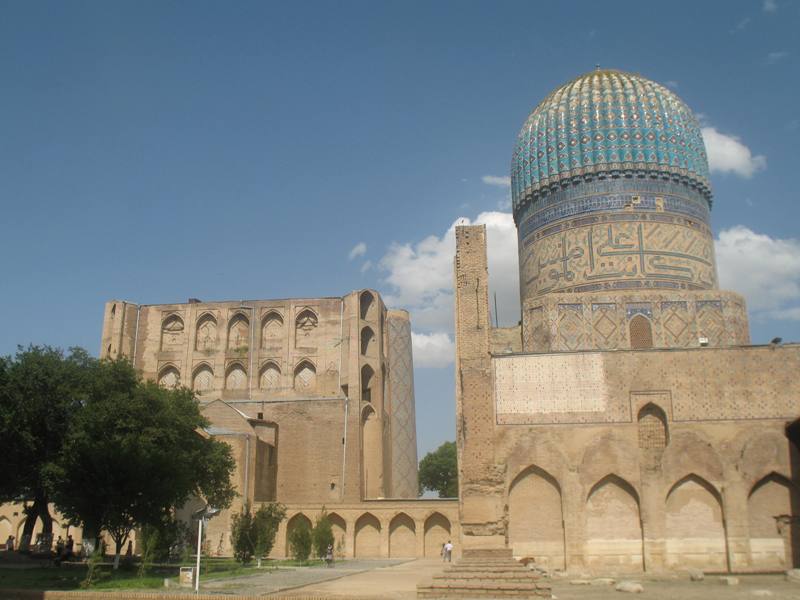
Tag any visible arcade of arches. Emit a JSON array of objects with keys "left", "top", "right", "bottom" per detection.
[{"left": 276, "top": 502, "right": 458, "bottom": 559}]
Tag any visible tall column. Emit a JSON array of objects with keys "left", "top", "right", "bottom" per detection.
[{"left": 454, "top": 225, "right": 505, "bottom": 550}]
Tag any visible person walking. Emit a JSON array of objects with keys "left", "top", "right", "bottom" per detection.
[
  {"left": 444, "top": 540, "right": 453, "bottom": 562},
  {"left": 325, "top": 544, "right": 334, "bottom": 568},
  {"left": 5, "top": 535, "right": 14, "bottom": 552}
]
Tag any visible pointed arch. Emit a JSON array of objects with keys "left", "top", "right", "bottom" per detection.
[
  {"left": 285, "top": 513, "right": 313, "bottom": 556},
  {"left": 361, "top": 404, "right": 381, "bottom": 498},
  {"left": 423, "top": 512, "right": 451, "bottom": 557},
  {"left": 160, "top": 314, "right": 185, "bottom": 350},
  {"left": 665, "top": 473, "right": 728, "bottom": 570},
  {"left": 389, "top": 513, "right": 416, "bottom": 558},
  {"left": 629, "top": 314, "right": 653, "bottom": 349},
  {"left": 327, "top": 512, "right": 347, "bottom": 557},
  {"left": 158, "top": 365, "right": 180, "bottom": 388},
  {"left": 195, "top": 313, "right": 218, "bottom": 351},
  {"left": 360, "top": 290, "right": 376, "bottom": 321},
  {"left": 360, "top": 326, "right": 376, "bottom": 357},
  {"left": 295, "top": 308, "right": 318, "bottom": 347},
  {"left": 225, "top": 362, "right": 247, "bottom": 390},
  {"left": 261, "top": 311, "right": 284, "bottom": 347},
  {"left": 293, "top": 359, "right": 316, "bottom": 392},
  {"left": 259, "top": 361, "right": 281, "bottom": 391},
  {"left": 638, "top": 403, "right": 668, "bottom": 449},
  {"left": 227, "top": 313, "right": 250, "bottom": 351},
  {"left": 192, "top": 363, "right": 214, "bottom": 393},
  {"left": 747, "top": 472, "right": 798, "bottom": 569},
  {"left": 354, "top": 512, "right": 381, "bottom": 558},
  {"left": 508, "top": 464, "right": 564, "bottom": 568},
  {"left": 585, "top": 474, "right": 643, "bottom": 571},
  {"left": 360, "top": 364, "right": 375, "bottom": 403}
]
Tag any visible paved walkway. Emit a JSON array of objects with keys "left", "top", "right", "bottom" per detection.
[
  {"left": 200, "top": 559, "right": 415, "bottom": 596},
  {"left": 273, "top": 558, "right": 446, "bottom": 599}
]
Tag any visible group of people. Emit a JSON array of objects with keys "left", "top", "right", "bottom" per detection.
[
  {"left": 3, "top": 533, "right": 74, "bottom": 560},
  {"left": 440, "top": 540, "right": 454, "bottom": 562}
]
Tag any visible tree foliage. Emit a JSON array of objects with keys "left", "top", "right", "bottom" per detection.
[
  {"left": 288, "top": 518, "right": 312, "bottom": 562},
  {"left": 44, "top": 357, "right": 236, "bottom": 567},
  {"left": 0, "top": 346, "right": 94, "bottom": 550},
  {"left": 230, "top": 503, "right": 286, "bottom": 564},
  {"left": 311, "top": 509, "right": 334, "bottom": 559},
  {"left": 418, "top": 441, "right": 458, "bottom": 498}
]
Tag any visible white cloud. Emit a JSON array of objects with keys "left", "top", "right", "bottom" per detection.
[
  {"left": 701, "top": 127, "right": 766, "bottom": 178},
  {"left": 730, "top": 17, "right": 751, "bottom": 34},
  {"left": 665, "top": 80, "right": 679, "bottom": 89},
  {"left": 360, "top": 260, "right": 372, "bottom": 273},
  {"left": 481, "top": 175, "right": 511, "bottom": 188},
  {"left": 716, "top": 226, "right": 800, "bottom": 320},
  {"left": 348, "top": 242, "right": 367, "bottom": 260},
  {"left": 766, "top": 50, "right": 789, "bottom": 64},
  {"left": 379, "top": 211, "right": 520, "bottom": 366},
  {"left": 763, "top": 0, "right": 777, "bottom": 13},
  {"left": 411, "top": 332, "right": 455, "bottom": 368}
]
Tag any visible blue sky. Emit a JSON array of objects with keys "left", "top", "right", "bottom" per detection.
[{"left": 2, "top": 1, "right": 799, "bottom": 458}]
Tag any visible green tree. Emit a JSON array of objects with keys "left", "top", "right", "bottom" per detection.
[
  {"left": 230, "top": 502, "right": 286, "bottom": 564},
  {"left": 418, "top": 441, "right": 458, "bottom": 498},
  {"left": 288, "top": 518, "right": 312, "bottom": 563},
  {"left": 0, "top": 346, "right": 94, "bottom": 552},
  {"left": 46, "top": 358, "right": 236, "bottom": 568},
  {"left": 311, "top": 508, "right": 334, "bottom": 559}
]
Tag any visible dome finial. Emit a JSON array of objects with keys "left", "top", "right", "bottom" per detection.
[{"left": 595, "top": 63, "right": 601, "bottom": 71}]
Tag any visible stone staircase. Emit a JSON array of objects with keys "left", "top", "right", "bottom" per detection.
[{"left": 417, "top": 548, "right": 551, "bottom": 598}]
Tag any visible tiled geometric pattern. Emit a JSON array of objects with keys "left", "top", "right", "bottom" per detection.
[
  {"left": 629, "top": 315, "right": 654, "bottom": 349},
  {"left": 521, "top": 290, "right": 750, "bottom": 352},
  {"left": 387, "top": 315, "right": 418, "bottom": 498},
  {"left": 511, "top": 69, "right": 710, "bottom": 214},
  {"left": 494, "top": 353, "right": 632, "bottom": 425},
  {"left": 637, "top": 405, "right": 667, "bottom": 449}
]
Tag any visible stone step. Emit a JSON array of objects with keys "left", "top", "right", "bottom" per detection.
[
  {"left": 435, "top": 572, "right": 541, "bottom": 582},
  {"left": 443, "top": 567, "right": 533, "bottom": 575},
  {"left": 417, "top": 581, "right": 551, "bottom": 599},
  {"left": 461, "top": 548, "right": 514, "bottom": 559}
]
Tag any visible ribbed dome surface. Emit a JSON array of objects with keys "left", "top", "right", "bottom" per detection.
[{"left": 511, "top": 69, "right": 711, "bottom": 214}]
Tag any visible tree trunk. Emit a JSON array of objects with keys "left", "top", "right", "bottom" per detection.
[
  {"left": 18, "top": 499, "right": 40, "bottom": 553},
  {"left": 113, "top": 538, "right": 124, "bottom": 570},
  {"left": 38, "top": 499, "right": 53, "bottom": 552}
]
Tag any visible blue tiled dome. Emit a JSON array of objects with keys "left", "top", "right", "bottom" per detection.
[{"left": 511, "top": 69, "right": 711, "bottom": 216}]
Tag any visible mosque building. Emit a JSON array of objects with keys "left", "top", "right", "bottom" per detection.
[{"left": 453, "top": 68, "right": 800, "bottom": 573}]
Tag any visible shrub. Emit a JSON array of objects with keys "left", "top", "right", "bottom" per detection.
[
  {"left": 288, "top": 518, "right": 312, "bottom": 563},
  {"left": 231, "top": 503, "right": 286, "bottom": 564},
  {"left": 312, "top": 509, "right": 334, "bottom": 559}
]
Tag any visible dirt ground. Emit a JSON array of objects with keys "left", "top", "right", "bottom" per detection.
[{"left": 278, "top": 560, "right": 800, "bottom": 600}]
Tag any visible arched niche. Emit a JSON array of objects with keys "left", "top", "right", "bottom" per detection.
[
  {"left": 225, "top": 363, "right": 247, "bottom": 390},
  {"left": 747, "top": 473, "right": 798, "bottom": 569},
  {"left": 293, "top": 360, "right": 316, "bottom": 392},
  {"left": 389, "top": 513, "right": 416, "bottom": 558},
  {"left": 665, "top": 474, "right": 728, "bottom": 570},
  {"left": 360, "top": 291, "right": 376, "bottom": 321},
  {"left": 354, "top": 513, "right": 381, "bottom": 558},
  {"left": 361, "top": 405, "right": 381, "bottom": 498},
  {"left": 192, "top": 364, "right": 214, "bottom": 393},
  {"left": 423, "top": 512, "right": 451, "bottom": 558},
  {"left": 327, "top": 512, "right": 347, "bottom": 557},
  {"left": 195, "top": 314, "right": 217, "bottom": 351},
  {"left": 285, "top": 513, "right": 313, "bottom": 556},
  {"left": 361, "top": 364, "right": 375, "bottom": 403},
  {"left": 227, "top": 314, "right": 250, "bottom": 351},
  {"left": 584, "top": 474, "right": 643, "bottom": 571},
  {"left": 160, "top": 314, "right": 185, "bottom": 351},
  {"left": 261, "top": 311, "right": 284, "bottom": 347},
  {"left": 295, "top": 308, "right": 318, "bottom": 347},
  {"left": 638, "top": 403, "right": 668, "bottom": 450},
  {"left": 629, "top": 314, "right": 653, "bottom": 349},
  {"left": 259, "top": 361, "right": 281, "bottom": 391},
  {"left": 158, "top": 365, "right": 180, "bottom": 388},
  {"left": 360, "top": 326, "right": 376, "bottom": 357},
  {"left": 508, "top": 465, "right": 564, "bottom": 568}
]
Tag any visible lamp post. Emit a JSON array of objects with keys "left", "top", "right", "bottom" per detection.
[{"left": 192, "top": 506, "right": 220, "bottom": 593}]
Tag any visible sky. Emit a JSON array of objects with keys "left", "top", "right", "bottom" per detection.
[{"left": 2, "top": 0, "right": 799, "bottom": 459}]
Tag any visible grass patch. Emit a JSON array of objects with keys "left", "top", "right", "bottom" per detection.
[{"left": 0, "top": 557, "right": 327, "bottom": 590}]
